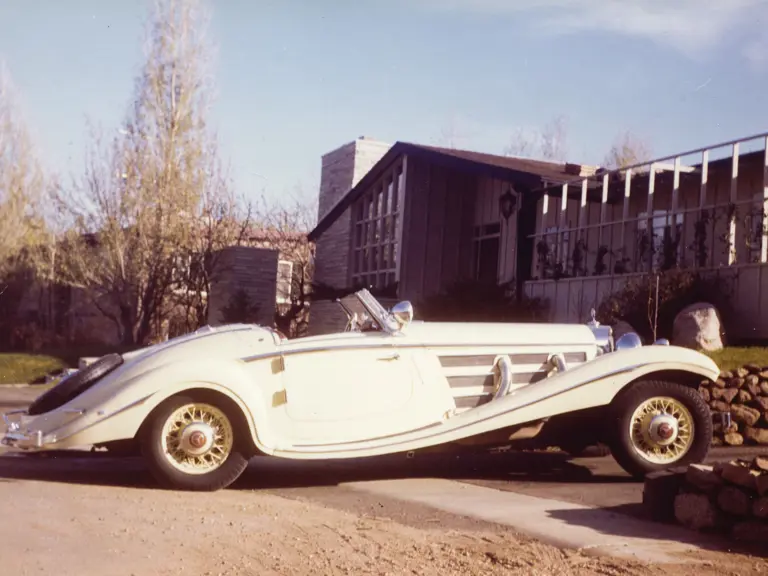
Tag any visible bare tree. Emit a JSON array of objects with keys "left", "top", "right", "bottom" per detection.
[
  {"left": 0, "top": 63, "right": 45, "bottom": 273},
  {"left": 603, "top": 131, "right": 652, "bottom": 169},
  {"left": 503, "top": 115, "right": 568, "bottom": 162},
  {"left": 46, "top": 0, "right": 232, "bottom": 346},
  {"left": 250, "top": 193, "right": 315, "bottom": 338}
]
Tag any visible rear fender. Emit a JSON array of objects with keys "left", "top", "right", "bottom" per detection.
[{"left": 58, "top": 359, "right": 276, "bottom": 453}]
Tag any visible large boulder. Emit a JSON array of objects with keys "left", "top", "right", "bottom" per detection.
[{"left": 672, "top": 302, "right": 724, "bottom": 351}]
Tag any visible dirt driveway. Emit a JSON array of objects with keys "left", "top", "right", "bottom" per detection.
[{"left": 1, "top": 386, "right": 767, "bottom": 575}]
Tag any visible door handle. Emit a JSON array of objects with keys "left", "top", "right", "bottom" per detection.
[{"left": 378, "top": 352, "right": 400, "bottom": 361}]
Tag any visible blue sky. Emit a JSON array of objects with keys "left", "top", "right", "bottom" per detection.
[{"left": 2, "top": 0, "right": 768, "bottom": 212}]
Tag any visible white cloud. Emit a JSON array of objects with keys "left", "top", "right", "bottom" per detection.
[{"left": 415, "top": 0, "right": 768, "bottom": 61}]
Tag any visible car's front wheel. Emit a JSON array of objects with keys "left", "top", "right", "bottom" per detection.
[
  {"left": 606, "top": 379, "right": 712, "bottom": 478},
  {"left": 141, "top": 394, "right": 250, "bottom": 491}
]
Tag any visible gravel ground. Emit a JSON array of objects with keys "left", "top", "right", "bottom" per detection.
[
  {"left": 0, "top": 471, "right": 765, "bottom": 576},
  {"left": 1, "top": 385, "right": 767, "bottom": 575}
]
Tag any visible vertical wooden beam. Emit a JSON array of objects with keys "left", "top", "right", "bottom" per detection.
[
  {"left": 539, "top": 191, "right": 549, "bottom": 277},
  {"left": 559, "top": 183, "right": 568, "bottom": 265},
  {"left": 621, "top": 168, "right": 632, "bottom": 266},
  {"left": 698, "top": 149, "right": 709, "bottom": 269},
  {"left": 598, "top": 174, "right": 608, "bottom": 273},
  {"left": 728, "top": 143, "right": 739, "bottom": 266},
  {"left": 670, "top": 156, "right": 681, "bottom": 265},
  {"left": 762, "top": 137, "right": 768, "bottom": 264},
  {"left": 578, "top": 178, "right": 588, "bottom": 238},
  {"left": 646, "top": 163, "right": 656, "bottom": 270}
]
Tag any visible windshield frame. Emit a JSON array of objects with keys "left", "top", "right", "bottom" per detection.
[{"left": 353, "top": 289, "right": 400, "bottom": 334}]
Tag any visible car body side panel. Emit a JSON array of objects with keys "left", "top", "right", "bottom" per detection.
[{"left": 264, "top": 345, "right": 719, "bottom": 459}]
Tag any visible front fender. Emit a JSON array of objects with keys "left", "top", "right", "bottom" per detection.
[{"left": 498, "top": 344, "right": 719, "bottom": 423}]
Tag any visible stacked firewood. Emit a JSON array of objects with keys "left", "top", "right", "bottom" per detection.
[
  {"left": 643, "top": 458, "right": 768, "bottom": 545},
  {"left": 699, "top": 364, "right": 768, "bottom": 446}
]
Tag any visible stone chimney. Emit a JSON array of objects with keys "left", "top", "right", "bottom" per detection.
[{"left": 317, "top": 136, "right": 392, "bottom": 222}]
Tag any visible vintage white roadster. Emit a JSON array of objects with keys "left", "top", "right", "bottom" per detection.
[{"left": 2, "top": 289, "right": 721, "bottom": 491}]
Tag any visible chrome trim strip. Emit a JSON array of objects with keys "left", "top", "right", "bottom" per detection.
[{"left": 242, "top": 342, "right": 596, "bottom": 363}]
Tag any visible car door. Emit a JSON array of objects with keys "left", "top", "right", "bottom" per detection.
[{"left": 279, "top": 333, "right": 427, "bottom": 446}]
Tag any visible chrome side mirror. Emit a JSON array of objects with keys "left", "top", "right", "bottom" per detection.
[{"left": 390, "top": 301, "right": 414, "bottom": 330}]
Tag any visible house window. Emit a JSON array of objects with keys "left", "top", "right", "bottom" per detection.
[
  {"left": 350, "top": 163, "right": 403, "bottom": 290},
  {"left": 276, "top": 260, "right": 293, "bottom": 304},
  {"left": 637, "top": 210, "right": 684, "bottom": 269},
  {"left": 472, "top": 222, "right": 500, "bottom": 283}
]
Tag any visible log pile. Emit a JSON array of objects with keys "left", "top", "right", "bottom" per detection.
[
  {"left": 643, "top": 458, "right": 768, "bottom": 545},
  {"left": 701, "top": 364, "right": 768, "bottom": 446}
]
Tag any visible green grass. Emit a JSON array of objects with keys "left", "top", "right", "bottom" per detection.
[
  {"left": 0, "top": 353, "right": 67, "bottom": 385},
  {"left": 704, "top": 347, "right": 768, "bottom": 372}
]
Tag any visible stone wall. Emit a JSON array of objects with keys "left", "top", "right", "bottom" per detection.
[
  {"left": 643, "top": 459, "right": 768, "bottom": 546},
  {"left": 208, "top": 245, "right": 279, "bottom": 328},
  {"left": 703, "top": 364, "right": 768, "bottom": 447}
]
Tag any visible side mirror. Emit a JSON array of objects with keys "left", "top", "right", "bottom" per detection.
[{"left": 390, "top": 301, "right": 414, "bottom": 330}]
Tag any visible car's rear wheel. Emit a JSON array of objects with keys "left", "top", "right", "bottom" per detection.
[
  {"left": 141, "top": 395, "right": 249, "bottom": 491},
  {"left": 606, "top": 379, "right": 711, "bottom": 478}
]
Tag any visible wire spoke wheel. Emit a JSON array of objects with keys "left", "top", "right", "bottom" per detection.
[
  {"left": 160, "top": 403, "right": 234, "bottom": 475},
  {"left": 628, "top": 396, "right": 694, "bottom": 464}
]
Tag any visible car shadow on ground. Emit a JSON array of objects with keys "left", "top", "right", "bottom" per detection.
[
  {"left": 0, "top": 448, "right": 626, "bottom": 492},
  {"left": 0, "top": 449, "right": 763, "bottom": 558}
]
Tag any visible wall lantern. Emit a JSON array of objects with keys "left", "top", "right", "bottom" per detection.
[{"left": 499, "top": 188, "right": 517, "bottom": 221}]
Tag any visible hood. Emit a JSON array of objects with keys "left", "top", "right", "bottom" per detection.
[{"left": 402, "top": 320, "right": 597, "bottom": 347}]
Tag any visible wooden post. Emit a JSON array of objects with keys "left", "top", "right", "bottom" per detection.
[
  {"left": 670, "top": 156, "right": 681, "bottom": 265},
  {"left": 621, "top": 169, "right": 632, "bottom": 266},
  {"left": 697, "top": 149, "right": 708, "bottom": 269},
  {"left": 762, "top": 137, "right": 768, "bottom": 264},
  {"left": 539, "top": 192, "right": 549, "bottom": 276},
  {"left": 646, "top": 163, "right": 656, "bottom": 271},
  {"left": 728, "top": 143, "right": 739, "bottom": 266},
  {"left": 559, "top": 183, "right": 568, "bottom": 267}
]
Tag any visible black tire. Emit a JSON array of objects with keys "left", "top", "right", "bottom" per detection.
[
  {"left": 140, "top": 394, "right": 249, "bottom": 491},
  {"left": 28, "top": 354, "right": 124, "bottom": 415},
  {"left": 606, "top": 379, "right": 712, "bottom": 479}
]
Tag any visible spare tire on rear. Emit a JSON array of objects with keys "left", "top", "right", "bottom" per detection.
[{"left": 28, "top": 353, "right": 124, "bottom": 415}]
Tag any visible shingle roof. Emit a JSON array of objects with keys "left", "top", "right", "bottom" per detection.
[{"left": 308, "top": 141, "right": 589, "bottom": 241}]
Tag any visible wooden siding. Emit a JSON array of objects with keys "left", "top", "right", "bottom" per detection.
[{"left": 398, "top": 157, "right": 477, "bottom": 302}]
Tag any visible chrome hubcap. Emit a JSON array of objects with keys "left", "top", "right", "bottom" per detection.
[
  {"left": 161, "top": 403, "right": 234, "bottom": 475},
  {"left": 629, "top": 396, "right": 694, "bottom": 464},
  {"left": 179, "top": 422, "right": 215, "bottom": 456}
]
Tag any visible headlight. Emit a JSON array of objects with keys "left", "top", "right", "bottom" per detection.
[{"left": 615, "top": 332, "right": 643, "bottom": 350}]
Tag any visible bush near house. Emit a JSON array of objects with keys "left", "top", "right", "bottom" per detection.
[{"left": 596, "top": 269, "right": 735, "bottom": 343}]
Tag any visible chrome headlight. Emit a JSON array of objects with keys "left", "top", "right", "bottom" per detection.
[{"left": 615, "top": 332, "right": 643, "bottom": 350}]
